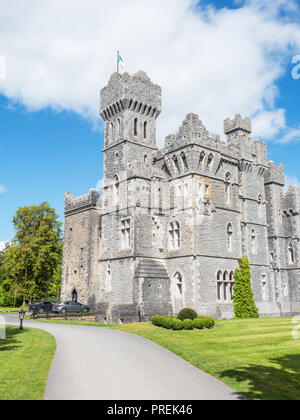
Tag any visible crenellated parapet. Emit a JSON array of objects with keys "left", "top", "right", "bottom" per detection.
[
  {"left": 264, "top": 161, "right": 285, "bottom": 186},
  {"left": 164, "top": 113, "right": 220, "bottom": 153},
  {"left": 224, "top": 114, "right": 252, "bottom": 136},
  {"left": 281, "top": 185, "right": 300, "bottom": 216},
  {"left": 64, "top": 189, "right": 101, "bottom": 216},
  {"left": 100, "top": 71, "right": 162, "bottom": 121}
]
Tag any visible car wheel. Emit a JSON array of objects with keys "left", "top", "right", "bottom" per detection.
[
  {"left": 61, "top": 309, "right": 66, "bottom": 314},
  {"left": 83, "top": 308, "right": 88, "bottom": 313}
]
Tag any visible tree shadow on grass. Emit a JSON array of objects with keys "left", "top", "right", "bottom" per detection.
[
  {"left": 0, "top": 326, "right": 28, "bottom": 352},
  {"left": 219, "top": 354, "right": 300, "bottom": 400}
]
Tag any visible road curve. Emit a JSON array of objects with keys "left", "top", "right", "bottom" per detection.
[{"left": 4, "top": 314, "right": 242, "bottom": 400}]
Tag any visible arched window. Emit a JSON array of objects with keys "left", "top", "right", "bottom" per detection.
[
  {"left": 288, "top": 242, "right": 295, "bottom": 264},
  {"left": 174, "top": 272, "right": 183, "bottom": 296},
  {"left": 117, "top": 118, "right": 121, "bottom": 137},
  {"left": 258, "top": 195, "right": 263, "bottom": 217},
  {"left": 207, "top": 153, "right": 214, "bottom": 172},
  {"left": 199, "top": 151, "right": 205, "bottom": 170},
  {"left": 227, "top": 224, "right": 233, "bottom": 251},
  {"left": 134, "top": 118, "right": 138, "bottom": 136},
  {"left": 251, "top": 229, "right": 257, "bottom": 255},
  {"left": 109, "top": 122, "right": 114, "bottom": 141},
  {"left": 229, "top": 271, "right": 235, "bottom": 301},
  {"left": 169, "top": 221, "right": 180, "bottom": 250},
  {"left": 113, "top": 175, "right": 119, "bottom": 206},
  {"left": 143, "top": 121, "right": 147, "bottom": 139},
  {"left": 217, "top": 271, "right": 222, "bottom": 302},
  {"left": 223, "top": 271, "right": 228, "bottom": 301},
  {"left": 173, "top": 155, "right": 180, "bottom": 174},
  {"left": 225, "top": 173, "right": 231, "bottom": 205}
]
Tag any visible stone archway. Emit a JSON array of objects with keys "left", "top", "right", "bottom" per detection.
[{"left": 72, "top": 288, "right": 78, "bottom": 302}]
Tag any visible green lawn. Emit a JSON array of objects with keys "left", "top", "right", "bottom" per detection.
[
  {"left": 115, "top": 318, "right": 300, "bottom": 400},
  {"left": 0, "top": 307, "right": 22, "bottom": 313},
  {"left": 0, "top": 326, "right": 56, "bottom": 400}
]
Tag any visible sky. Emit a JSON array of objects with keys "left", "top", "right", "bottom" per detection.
[{"left": 1, "top": 0, "right": 300, "bottom": 241}]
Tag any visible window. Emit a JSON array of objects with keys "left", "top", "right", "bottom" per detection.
[
  {"left": 169, "top": 221, "right": 180, "bottom": 250},
  {"left": 173, "top": 155, "right": 180, "bottom": 174},
  {"left": 69, "top": 228, "right": 73, "bottom": 241},
  {"left": 174, "top": 272, "right": 183, "bottom": 296},
  {"left": 121, "top": 219, "right": 131, "bottom": 248},
  {"left": 258, "top": 195, "right": 263, "bottom": 217},
  {"left": 109, "top": 122, "right": 114, "bottom": 141},
  {"left": 227, "top": 224, "right": 233, "bottom": 251},
  {"left": 199, "top": 151, "right": 205, "bottom": 170},
  {"left": 180, "top": 152, "right": 188, "bottom": 171},
  {"left": 113, "top": 175, "right": 119, "bottom": 206},
  {"left": 134, "top": 118, "right": 138, "bottom": 136},
  {"left": 262, "top": 274, "right": 267, "bottom": 301},
  {"left": 288, "top": 242, "right": 295, "bottom": 264},
  {"left": 144, "top": 121, "right": 147, "bottom": 139},
  {"left": 217, "top": 271, "right": 235, "bottom": 303},
  {"left": 225, "top": 173, "right": 231, "bottom": 204},
  {"left": 251, "top": 229, "right": 257, "bottom": 255},
  {"left": 72, "top": 289, "right": 78, "bottom": 302},
  {"left": 207, "top": 154, "right": 214, "bottom": 172},
  {"left": 117, "top": 118, "right": 121, "bottom": 137}
]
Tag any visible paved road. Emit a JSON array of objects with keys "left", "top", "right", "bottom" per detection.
[{"left": 4, "top": 314, "right": 242, "bottom": 400}]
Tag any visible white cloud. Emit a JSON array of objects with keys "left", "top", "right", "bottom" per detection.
[
  {"left": 0, "top": 185, "right": 6, "bottom": 194},
  {"left": 285, "top": 175, "right": 300, "bottom": 190},
  {"left": 1, "top": 0, "right": 300, "bottom": 146}
]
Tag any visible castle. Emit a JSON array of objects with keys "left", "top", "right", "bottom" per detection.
[{"left": 61, "top": 70, "right": 300, "bottom": 323}]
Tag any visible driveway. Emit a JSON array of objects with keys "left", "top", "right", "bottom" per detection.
[{"left": 4, "top": 314, "right": 242, "bottom": 400}]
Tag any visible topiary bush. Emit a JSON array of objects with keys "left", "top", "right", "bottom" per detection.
[
  {"left": 162, "top": 316, "right": 176, "bottom": 330},
  {"left": 152, "top": 316, "right": 161, "bottom": 326},
  {"left": 173, "top": 319, "right": 184, "bottom": 330},
  {"left": 233, "top": 257, "right": 259, "bottom": 319},
  {"left": 193, "top": 318, "right": 205, "bottom": 329},
  {"left": 178, "top": 308, "right": 198, "bottom": 321},
  {"left": 183, "top": 319, "right": 194, "bottom": 330},
  {"left": 198, "top": 316, "right": 215, "bottom": 329}
]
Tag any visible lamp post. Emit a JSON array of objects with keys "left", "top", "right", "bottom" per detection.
[{"left": 19, "top": 309, "right": 25, "bottom": 330}]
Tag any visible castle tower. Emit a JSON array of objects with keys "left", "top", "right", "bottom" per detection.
[{"left": 100, "top": 71, "right": 162, "bottom": 184}]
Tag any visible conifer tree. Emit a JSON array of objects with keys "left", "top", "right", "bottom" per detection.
[{"left": 233, "top": 257, "right": 259, "bottom": 319}]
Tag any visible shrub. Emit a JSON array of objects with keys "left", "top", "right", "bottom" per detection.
[
  {"left": 183, "top": 319, "right": 194, "bottom": 330},
  {"left": 178, "top": 308, "right": 198, "bottom": 321},
  {"left": 198, "top": 316, "right": 215, "bottom": 328},
  {"left": 152, "top": 316, "right": 161, "bottom": 326},
  {"left": 162, "top": 316, "right": 176, "bottom": 330},
  {"left": 233, "top": 257, "right": 259, "bottom": 319},
  {"left": 173, "top": 319, "right": 184, "bottom": 330},
  {"left": 193, "top": 318, "right": 205, "bottom": 329}
]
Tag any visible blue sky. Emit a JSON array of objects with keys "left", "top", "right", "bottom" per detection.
[{"left": 1, "top": 0, "right": 300, "bottom": 241}]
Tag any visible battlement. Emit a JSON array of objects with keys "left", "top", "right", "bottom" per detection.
[
  {"left": 64, "top": 189, "right": 101, "bottom": 216},
  {"left": 224, "top": 114, "right": 252, "bottom": 136},
  {"left": 100, "top": 71, "right": 162, "bottom": 121},
  {"left": 264, "top": 161, "right": 285, "bottom": 186}
]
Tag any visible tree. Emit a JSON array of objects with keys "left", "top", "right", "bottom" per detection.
[
  {"left": 233, "top": 257, "right": 259, "bottom": 319},
  {"left": 2, "top": 202, "right": 63, "bottom": 305}
]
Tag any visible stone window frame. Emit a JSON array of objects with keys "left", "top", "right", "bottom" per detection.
[
  {"left": 217, "top": 270, "right": 235, "bottom": 303},
  {"left": 169, "top": 220, "right": 181, "bottom": 251},
  {"left": 227, "top": 223, "right": 233, "bottom": 251},
  {"left": 113, "top": 175, "right": 120, "bottom": 207},
  {"left": 225, "top": 172, "right": 232, "bottom": 205},
  {"left": 143, "top": 121, "right": 147, "bottom": 140},
  {"left": 251, "top": 228, "right": 257, "bottom": 255},
  {"left": 120, "top": 218, "right": 131, "bottom": 249},
  {"left": 261, "top": 273, "right": 267, "bottom": 301},
  {"left": 257, "top": 194, "right": 264, "bottom": 217},
  {"left": 134, "top": 118, "right": 138, "bottom": 137},
  {"left": 288, "top": 241, "right": 295, "bottom": 265}
]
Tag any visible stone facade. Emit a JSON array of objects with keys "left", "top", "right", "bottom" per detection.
[{"left": 61, "top": 70, "right": 300, "bottom": 323}]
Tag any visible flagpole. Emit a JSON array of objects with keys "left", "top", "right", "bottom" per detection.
[{"left": 117, "top": 50, "right": 119, "bottom": 74}]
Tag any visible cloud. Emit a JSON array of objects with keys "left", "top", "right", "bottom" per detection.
[
  {"left": 1, "top": 0, "right": 300, "bottom": 146},
  {"left": 285, "top": 175, "right": 300, "bottom": 189},
  {"left": 0, "top": 185, "right": 6, "bottom": 194}
]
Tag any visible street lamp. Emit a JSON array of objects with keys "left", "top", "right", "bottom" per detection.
[{"left": 19, "top": 309, "right": 25, "bottom": 330}]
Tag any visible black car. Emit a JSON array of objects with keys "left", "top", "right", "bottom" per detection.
[{"left": 29, "top": 301, "right": 58, "bottom": 314}]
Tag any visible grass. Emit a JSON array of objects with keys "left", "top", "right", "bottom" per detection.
[
  {"left": 0, "top": 326, "right": 56, "bottom": 400},
  {"left": 114, "top": 317, "right": 300, "bottom": 400},
  {"left": 0, "top": 307, "right": 23, "bottom": 313}
]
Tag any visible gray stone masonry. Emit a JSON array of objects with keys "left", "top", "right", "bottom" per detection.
[{"left": 61, "top": 71, "right": 300, "bottom": 323}]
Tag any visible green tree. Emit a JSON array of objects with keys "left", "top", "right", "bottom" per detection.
[
  {"left": 233, "top": 257, "right": 259, "bottom": 319},
  {"left": 2, "top": 202, "right": 63, "bottom": 305}
]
